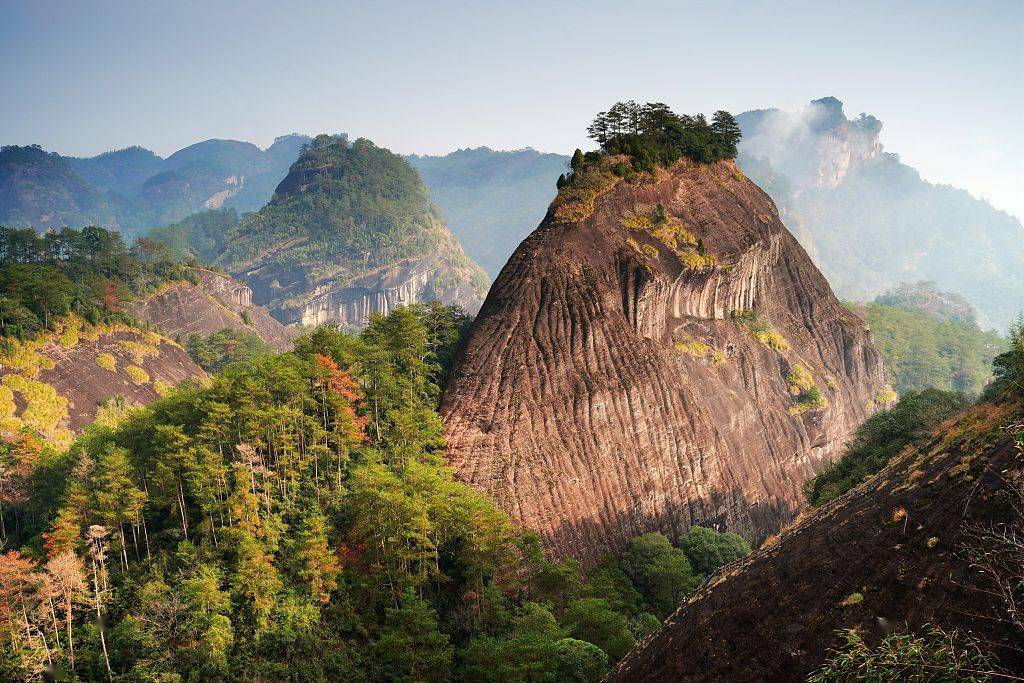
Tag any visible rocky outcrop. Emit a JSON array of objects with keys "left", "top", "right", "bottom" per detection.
[
  {"left": 125, "top": 268, "right": 296, "bottom": 350},
  {"left": 441, "top": 158, "right": 888, "bottom": 564},
  {"left": 607, "top": 394, "right": 1024, "bottom": 681},
  {"left": 737, "top": 96, "right": 882, "bottom": 191}
]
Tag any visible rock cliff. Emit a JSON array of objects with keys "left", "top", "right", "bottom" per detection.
[
  {"left": 441, "top": 158, "right": 888, "bottom": 564},
  {"left": 124, "top": 268, "right": 296, "bottom": 351},
  {"left": 607, "top": 393, "right": 1024, "bottom": 681}
]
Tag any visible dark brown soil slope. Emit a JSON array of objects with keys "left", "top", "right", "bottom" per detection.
[
  {"left": 125, "top": 268, "right": 296, "bottom": 351},
  {"left": 441, "top": 159, "right": 888, "bottom": 564},
  {"left": 607, "top": 394, "right": 1024, "bottom": 682}
]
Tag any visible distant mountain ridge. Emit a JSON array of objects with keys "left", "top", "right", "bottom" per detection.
[
  {"left": 0, "top": 135, "right": 313, "bottom": 237},
  {"left": 407, "top": 147, "right": 569, "bottom": 277},
  {"left": 736, "top": 97, "right": 1024, "bottom": 331}
]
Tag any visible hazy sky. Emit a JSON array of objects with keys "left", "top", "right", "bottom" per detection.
[{"left": 2, "top": 0, "right": 1022, "bottom": 218}]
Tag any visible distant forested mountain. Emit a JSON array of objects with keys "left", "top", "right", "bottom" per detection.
[
  {"left": 407, "top": 148, "right": 569, "bottom": 277},
  {"left": 0, "top": 135, "right": 312, "bottom": 238},
  {"left": 0, "top": 145, "right": 119, "bottom": 231},
  {"left": 217, "top": 134, "right": 487, "bottom": 326},
  {"left": 852, "top": 282, "right": 1007, "bottom": 397},
  {"left": 737, "top": 97, "right": 1024, "bottom": 331}
]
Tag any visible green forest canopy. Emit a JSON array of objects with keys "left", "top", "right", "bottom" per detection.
[{"left": 0, "top": 304, "right": 748, "bottom": 682}]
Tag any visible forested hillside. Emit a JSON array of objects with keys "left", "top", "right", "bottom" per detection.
[
  {"left": 0, "top": 305, "right": 749, "bottom": 681},
  {"left": 853, "top": 282, "right": 1007, "bottom": 397}
]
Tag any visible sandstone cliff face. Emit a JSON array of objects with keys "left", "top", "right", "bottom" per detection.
[
  {"left": 441, "top": 159, "right": 888, "bottom": 564},
  {"left": 607, "top": 394, "right": 1024, "bottom": 681},
  {"left": 125, "top": 268, "right": 296, "bottom": 351}
]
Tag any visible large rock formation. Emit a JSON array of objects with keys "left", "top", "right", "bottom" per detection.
[
  {"left": 217, "top": 134, "right": 488, "bottom": 327},
  {"left": 607, "top": 392, "right": 1024, "bottom": 681},
  {"left": 124, "top": 267, "right": 296, "bottom": 351},
  {"left": 441, "top": 158, "right": 888, "bottom": 564}
]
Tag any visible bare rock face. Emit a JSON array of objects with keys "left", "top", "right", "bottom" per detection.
[
  {"left": 125, "top": 268, "right": 296, "bottom": 351},
  {"left": 606, "top": 394, "right": 1024, "bottom": 681},
  {"left": 441, "top": 159, "right": 888, "bottom": 564}
]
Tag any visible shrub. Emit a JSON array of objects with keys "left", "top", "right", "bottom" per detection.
[
  {"left": 786, "top": 365, "right": 816, "bottom": 396},
  {"left": 1, "top": 373, "right": 67, "bottom": 435},
  {"left": 96, "top": 353, "right": 117, "bottom": 371},
  {"left": 125, "top": 365, "right": 150, "bottom": 384},
  {"left": 678, "top": 526, "right": 751, "bottom": 575},
  {"left": 809, "top": 626, "right": 1000, "bottom": 682}
]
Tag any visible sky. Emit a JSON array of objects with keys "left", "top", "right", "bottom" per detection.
[{"left": 2, "top": 0, "right": 1022, "bottom": 219}]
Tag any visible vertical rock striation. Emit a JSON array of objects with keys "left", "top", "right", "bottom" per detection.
[{"left": 441, "top": 158, "right": 888, "bottom": 564}]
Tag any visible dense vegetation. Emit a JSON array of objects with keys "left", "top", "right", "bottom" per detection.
[
  {"left": 185, "top": 328, "right": 271, "bottom": 373},
  {"left": 585, "top": 102, "right": 740, "bottom": 169},
  {"left": 0, "top": 226, "right": 190, "bottom": 340},
  {"left": 0, "top": 305, "right": 748, "bottom": 681},
  {"left": 806, "top": 318, "right": 1023, "bottom": 507},
  {"left": 147, "top": 208, "right": 239, "bottom": 264},
  {"left": 860, "top": 287, "right": 1007, "bottom": 397},
  {"left": 804, "top": 388, "right": 968, "bottom": 506}
]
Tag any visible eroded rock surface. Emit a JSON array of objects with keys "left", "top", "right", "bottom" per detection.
[
  {"left": 441, "top": 159, "right": 888, "bottom": 564},
  {"left": 125, "top": 268, "right": 296, "bottom": 350}
]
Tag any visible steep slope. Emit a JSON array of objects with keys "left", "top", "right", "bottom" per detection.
[
  {"left": 408, "top": 147, "right": 569, "bottom": 277},
  {"left": 441, "top": 157, "right": 888, "bottom": 564},
  {"left": 607, "top": 393, "right": 1024, "bottom": 681},
  {"left": 0, "top": 318, "right": 205, "bottom": 442},
  {"left": 217, "top": 135, "right": 488, "bottom": 327},
  {"left": 124, "top": 267, "right": 296, "bottom": 351},
  {"left": 737, "top": 97, "right": 1024, "bottom": 330},
  {"left": 0, "top": 145, "right": 118, "bottom": 230}
]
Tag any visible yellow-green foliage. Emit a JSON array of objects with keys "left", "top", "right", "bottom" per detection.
[
  {"left": 1, "top": 373, "right": 68, "bottom": 435},
  {"left": 97, "top": 353, "right": 117, "bottom": 372},
  {"left": 678, "top": 250, "right": 718, "bottom": 269},
  {"left": 753, "top": 328, "right": 791, "bottom": 352},
  {"left": 552, "top": 158, "right": 621, "bottom": 223},
  {"left": 119, "top": 340, "right": 160, "bottom": 363},
  {"left": 56, "top": 315, "right": 83, "bottom": 347},
  {"left": 839, "top": 592, "right": 864, "bottom": 607},
  {"left": 125, "top": 365, "right": 150, "bottom": 384},
  {"left": 0, "top": 339, "right": 46, "bottom": 378},
  {"left": 786, "top": 364, "right": 828, "bottom": 414},
  {"left": 153, "top": 380, "right": 173, "bottom": 396},
  {"left": 94, "top": 398, "right": 133, "bottom": 428},
  {"left": 675, "top": 338, "right": 727, "bottom": 366},
  {"left": 875, "top": 387, "right": 898, "bottom": 407},
  {"left": 620, "top": 205, "right": 716, "bottom": 269},
  {"left": 675, "top": 339, "right": 709, "bottom": 357},
  {"left": 787, "top": 365, "right": 816, "bottom": 396},
  {"left": 734, "top": 309, "right": 793, "bottom": 353},
  {"left": 0, "top": 386, "right": 15, "bottom": 419},
  {"left": 627, "top": 238, "right": 660, "bottom": 261}
]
